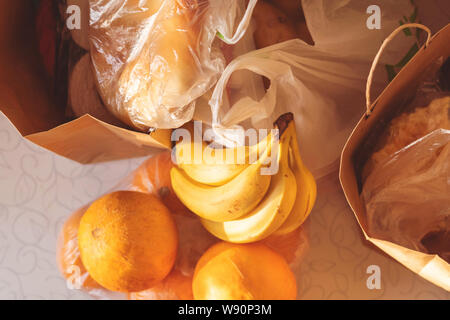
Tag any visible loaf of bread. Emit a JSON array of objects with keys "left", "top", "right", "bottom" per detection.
[
  {"left": 89, "top": 0, "right": 208, "bottom": 130},
  {"left": 69, "top": 54, "right": 124, "bottom": 126},
  {"left": 363, "top": 96, "right": 450, "bottom": 180}
]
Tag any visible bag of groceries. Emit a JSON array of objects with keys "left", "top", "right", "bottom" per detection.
[
  {"left": 205, "top": 0, "right": 420, "bottom": 179},
  {"left": 340, "top": 23, "right": 450, "bottom": 291},
  {"left": 57, "top": 121, "right": 311, "bottom": 299},
  {"left": 54, "top": 1, "right": 320, "bottom": 300}
]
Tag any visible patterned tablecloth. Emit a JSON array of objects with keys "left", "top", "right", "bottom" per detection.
[{"left": 0, "top": 112, "right": 448, "bottom": 300}]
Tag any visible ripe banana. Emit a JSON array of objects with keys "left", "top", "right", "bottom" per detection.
[
  {"left": 273, "top": 122, "right": 317, "bottom": 235},
  {"left": 201, "top": 126, "right": 297, "bottom": 243},
  {"left": 175, "top": 124, "right": 270, "bottom": 186},
  {"left": 170, "top": 132, "right": 275, "bottom": 222}
]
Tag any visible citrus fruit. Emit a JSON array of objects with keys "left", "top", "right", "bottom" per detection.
[
  {"left": 193, "top": 242, "right": 297, "bottom": 300},
  {"left": 78, "top": 191, "right": 178, "bottom": 293}
]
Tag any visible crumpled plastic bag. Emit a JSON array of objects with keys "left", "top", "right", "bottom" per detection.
[
  {"left": 57, "top": 151, "right": 309, "bottom": 300},
  {"left": 88, "top": 0, "right": 257, "bottom": 130},
  {"left": 362, "top": 129, "right": 450, "bottom": 262},
  {"left": 206, "top": 0, "right": 417, "bottom": 178}
]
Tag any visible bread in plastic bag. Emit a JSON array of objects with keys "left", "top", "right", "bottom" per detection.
[
  {"left": 68, "top": 53, "right": 125, "bottom": 127},
  {"left": 57, "top": 151, "right": 308, "bottom": 299},
  {"left": 362, "top": 128, "right": 450, "bottom": 262},
  {"left": 363, "top": 96, "right": 450, "bottom": 180},
  {"left": 206, "top": 0, "right": 418, "bottom": 178},
  {"left": 88, "top": 0, "right": 257, "bottom": 130}
]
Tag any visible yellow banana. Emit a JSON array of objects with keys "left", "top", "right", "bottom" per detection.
[
  {"left": 176, "top": 162, "right": 247, "bottom": 187},
  {"left": 175, "top": 124, "right": 270, "bottom": 186},
  {"left": 274, "top": 122, "right": 317, "bottom": 235},
  {"left": 170, "top": 132, "right": 275, "bottom": 222},
  {"left": 201, "top": 126, "right": 297, "bottom": 243}
]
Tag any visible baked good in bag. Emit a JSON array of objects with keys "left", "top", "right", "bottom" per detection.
[
  {"left": 68, "top": 54, "right": 125, "bottom": 126},
  {"left": 363, "top": 96, "right": 450, "bottom": 180},
  {"left": 89, "top": 0, "right": 210, "bottom": 130},
  {"left": 362, "top": 96, "right": 450, "bottom": 261},
  {"left": 363, "top": 129, "right": 450, "bottom": 261}
]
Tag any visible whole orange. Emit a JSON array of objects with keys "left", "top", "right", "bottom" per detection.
[
  {"left": 193, "top": 242, "right": 297, "bottom": 300},
  {"left": 78, "top": 191, "right": 178, "bottom": 293}
]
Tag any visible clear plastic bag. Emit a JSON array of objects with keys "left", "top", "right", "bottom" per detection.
[
  {"left": 57, "top": 151, "right": 308, "bottom": 299},
  {"left": 362, "top": 129, "right": 450, "bottom": 261},
  {"left": 207, "top": 0, "right": 417, "bottom": 178},
  {"left": 88, "top": 0, "right": 257, "bottom": 130}
]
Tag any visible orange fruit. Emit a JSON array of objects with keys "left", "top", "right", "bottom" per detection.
[
  {"left": 128, "top": 269, "right": 193, "bottom": 300},
  {"left": 56, "top": 206, "right": 102, "bottom": 290},
  {"left": 193, "top": 242, "right": 297, "bottom": 300},
  {"left": 132, "top": 151, "right": 189, "bottom": 215},
  {"left": 78, "top": 191, "right": 178, "bottom": 293}
]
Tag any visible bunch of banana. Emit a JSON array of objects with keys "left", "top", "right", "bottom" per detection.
[
  {"left": 173, "top": 122, "right": 270, "bottom": 186},
  {"left": 171, "top": 113, "right": 317, "bottom": 243}
]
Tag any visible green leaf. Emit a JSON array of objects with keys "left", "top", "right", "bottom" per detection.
[
  {"left": 394, "top": 43, "right": 419, "bottom": 68},
  {"left": 398, "top": 20, "right": 412, "bottom": 36},
  {"left": 385, "top": 64, "right": 397, "bottom": 82},
  {"left": 409, "top": 7, "right": 418, "bottom": 22},
  {"left": 216, "top": 32, "right": 225, "bottom": 40},
  {"left": 416, "top": 28, "right": 423, "bottom": 40}
]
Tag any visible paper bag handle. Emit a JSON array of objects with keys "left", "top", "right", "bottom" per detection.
[{"left": 366, "top": 23, "right": 432, "bottom": 116}]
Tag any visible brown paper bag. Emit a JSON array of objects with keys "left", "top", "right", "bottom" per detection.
[
  {"left": 340, "top": 23, "right": 450, "bottom": 291},
  {"left": 0, "top": 1, "right": 171, "bottom": 164}
]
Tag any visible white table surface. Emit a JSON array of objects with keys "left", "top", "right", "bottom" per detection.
[{"left": 0, "top": 112, "right": 448, "bottom": 300}]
